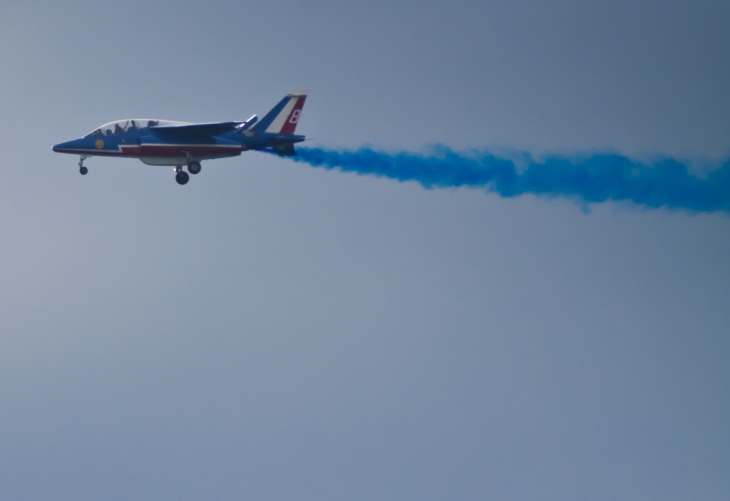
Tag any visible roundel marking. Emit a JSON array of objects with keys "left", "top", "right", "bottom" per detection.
[{"left": 95, "top": 139, "right": 104, "bottom": 150}]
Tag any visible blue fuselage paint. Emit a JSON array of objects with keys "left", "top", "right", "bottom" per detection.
[{"left": 53, "top": 125, "right": 305, "bottom": 166}]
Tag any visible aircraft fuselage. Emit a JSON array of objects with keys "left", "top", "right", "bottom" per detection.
[
  {"left": 53, "top": 125, "right": 305, "bottom": 166},
  {"left": 52, "top": 87, "right": 308, "bottom": 184}
]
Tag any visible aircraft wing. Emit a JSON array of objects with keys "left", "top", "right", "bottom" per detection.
[{"left": 151, "top": 121, "right": 243, "bottom": 137}]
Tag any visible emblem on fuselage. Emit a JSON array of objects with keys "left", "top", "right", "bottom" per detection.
[{"left": 95, "top": 139, "right": 104, "bottom": 150}]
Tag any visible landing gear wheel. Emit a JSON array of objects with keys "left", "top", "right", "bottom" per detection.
[
  {"left": 188, "top": 161, "right": 201, "bottom": 175},
  {"left": 175, "top": 171, "right": 190, "bottom": 185},
  {"left": 79, "top": 166, "right": 88, "bottom": 175}
]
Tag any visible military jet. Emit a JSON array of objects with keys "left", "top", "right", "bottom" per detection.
[{"left": 53, "top": 88, "right": 307, "bottom": 185}]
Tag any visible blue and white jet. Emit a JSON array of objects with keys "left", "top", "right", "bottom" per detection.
[{"left": 53, "top": 88, "right": 307, "bottom": 185}]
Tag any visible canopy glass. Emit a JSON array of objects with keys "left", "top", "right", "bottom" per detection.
[{"left": 84, "top": 119, "right": 189, "bottom": 137}]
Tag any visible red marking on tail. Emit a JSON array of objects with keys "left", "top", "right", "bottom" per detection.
[{"left": 280, "top": 96, "right": 306, "bottom": 135}]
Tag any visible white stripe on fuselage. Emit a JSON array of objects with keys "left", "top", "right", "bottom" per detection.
[{"left": 59, "top": 143, "right": 241, "bottom": 153}]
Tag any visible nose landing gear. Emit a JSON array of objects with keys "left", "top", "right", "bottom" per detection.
[{"left": 78, "top": 155, "right": 89, "bottom": 175}]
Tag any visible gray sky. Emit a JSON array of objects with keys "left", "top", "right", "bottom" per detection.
[{"left": 0, "top": 1, "right": 729, "bottom": 500}]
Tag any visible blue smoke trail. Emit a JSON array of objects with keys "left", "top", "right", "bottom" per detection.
[{"left": 282, "top": 146, "right": 730, "bottom": 213}]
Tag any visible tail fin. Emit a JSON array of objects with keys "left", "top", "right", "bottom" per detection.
[{"left": 251, "top": 87, "right": 307, "bottom": 134}]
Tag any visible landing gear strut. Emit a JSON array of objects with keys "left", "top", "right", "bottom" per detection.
[
  {"left": 78, "top": 155, "right": 88, "bottom": 175},
  {"left": 182, "top": 151, "right": 201, "bottom": 176},
  {"left": 175, "top": 166, "right": 189, "bottom": 185}
]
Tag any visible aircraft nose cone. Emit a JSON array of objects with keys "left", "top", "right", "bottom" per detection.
[{"left": 53, "top": 138, "right": 84, "bottom": 153}]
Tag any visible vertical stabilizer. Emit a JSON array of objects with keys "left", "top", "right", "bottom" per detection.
[{"left": 252, "top": 88, "right": 307, "bottom": 134}]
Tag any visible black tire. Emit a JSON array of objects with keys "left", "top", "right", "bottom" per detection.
[
  {"left": 80, "top": 166, "right": 88, "bottom": 175},
  {"left": 175, "top": 171, "right": 190, "bottom": 185},
  {"left": 188, "top": 161, "right": 201, "bottom": 175}
]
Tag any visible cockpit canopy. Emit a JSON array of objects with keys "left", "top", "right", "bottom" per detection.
[{"left": 84, "top": 119, "right": 189, "bottom": 138}]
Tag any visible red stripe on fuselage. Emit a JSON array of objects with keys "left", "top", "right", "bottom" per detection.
[{"left": 128, "top": 144, "right": 242, "bottom": 158}]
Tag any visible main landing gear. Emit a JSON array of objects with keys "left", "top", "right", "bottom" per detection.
[
  {"left": 188, "top": 161, "right": 201, "bottom": 175},
  {"left": 78, "top": 155, "right": 88, "bottom": 175},
  {"left": 175, "top": 166, "right": 189, "bottom": 185},
  {"left": 174, "top": 161, "right": 202, "bottom": 185}
]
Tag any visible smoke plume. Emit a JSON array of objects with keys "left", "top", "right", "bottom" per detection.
[{"left": 284, "top": 146, "right": 730, "bottom": 213}]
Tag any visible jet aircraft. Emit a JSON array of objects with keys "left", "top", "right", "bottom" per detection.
[{"left": 53, "top": 88, "right": 307, "bottom": 185}]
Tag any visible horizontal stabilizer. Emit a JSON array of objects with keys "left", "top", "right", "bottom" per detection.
[{"left": 237, "top": 115, "right": 258, "bottom": 131}]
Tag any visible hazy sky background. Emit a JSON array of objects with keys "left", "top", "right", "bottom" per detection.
[{"left": 0, "top": 1, "right": 729, "bottom": 500}]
